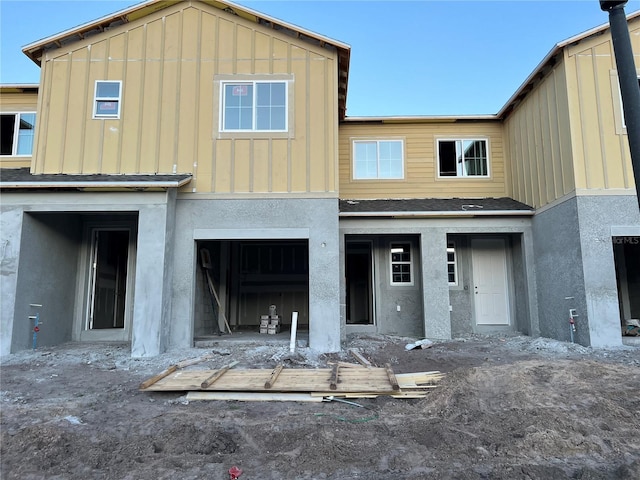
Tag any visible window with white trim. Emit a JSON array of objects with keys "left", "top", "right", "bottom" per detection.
[
  {"left": 438, "top": 139, "right": 488, "bottom": 177},
  {"left": 220, "top": 81, "right": 287, "bottom": 132},
  {"left": 447, "top": 241, "right": 458, "bottom": 286},
  {"left": 390, "top": 243, "right": 412, "bottom": 285},
  {"left": 0, "top": 112, "right": 36, "bottom": 156},
  {"left": 353, "top": 139, "right": 404, "bottom": 179},
  {"left": 620, "top": 76, "right": 640, "bottom": 129},
  {"left": 93, "top": 81, "right": 122, "bottom": 119}
]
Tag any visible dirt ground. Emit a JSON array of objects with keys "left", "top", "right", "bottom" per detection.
[{"left": 1, "top": 333, "right": 639, "bottom": 480}]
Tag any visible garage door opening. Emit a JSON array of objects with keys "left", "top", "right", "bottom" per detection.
[{"left": 194, "top": 240, "right": 309, "bottom": 341}]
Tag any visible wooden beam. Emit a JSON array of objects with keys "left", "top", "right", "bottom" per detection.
[
  {"left": 201, "top": 361, "right": 239, "bottom": 389},
  {"left": 139, "top": 353, "right": 214, "bottom": 389},
  {"left": 329, "top": 363, "right": 340, "bottom": 390},
  {"left": 385, "top": 363, "right": 400, "bottom": 391},
  {"left": 264, "top": 364, "right": 284, "bottom": 389},
  {"left": 349, "top": 349, "right": 372, "bottom": 367},
  {"left": 140, "top": 365, "right": 178, "bottom": 390}
]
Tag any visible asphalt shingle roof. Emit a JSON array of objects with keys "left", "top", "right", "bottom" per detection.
[
  {"left": 0, "top": 168, "right": 191, "bottom": 189},
  {"left": 339, "top": 197, "right": 534, "bottom": 214}
]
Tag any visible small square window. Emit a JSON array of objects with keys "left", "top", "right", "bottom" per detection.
[
  {"left": 390, "top": 243, "right": 412, "bottom": 285},
  {"left": 93, "top": 81, "right": 122, "bottom": 119}
]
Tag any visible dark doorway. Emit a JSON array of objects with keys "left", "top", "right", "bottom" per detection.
[
  {"left": 613, "top": 237, "right": 640, "bottom": 332},
  {"left": 346, "top": 241, "right": 374, "bottom": 325},
  {"left": 88, "top": 230, "right": 129, "bottom": 329}
]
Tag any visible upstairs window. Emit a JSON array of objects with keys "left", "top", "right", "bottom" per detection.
[
  {"left": 93, "top": 81, "right": 122, "bottom": 119},
  {"left": 438, "top": 139, "right": 489, "bottom": 177},
  {"left": 390, "top": 243, "right": 413, "bottom": 285},
  {"left": 353, "top": 139, "right": 404, "bottom": 179},
  {"left": 0, "top": 113, "right": 36, "bottom": 156},
  {"left": 221, "top": 81, "right": 287, "bottom": 132},
  {"left": 620, "top": 76, "right": 640, "bottom": 129}
]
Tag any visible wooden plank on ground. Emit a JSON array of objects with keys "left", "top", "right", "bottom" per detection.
[{"left": 186, "top": 391, "right": 323, "bottom": 402}]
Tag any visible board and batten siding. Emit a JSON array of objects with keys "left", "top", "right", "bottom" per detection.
[
  {"left": 338, "top": 122, "right": 506, "bottom": 199},
  {"left": 0, "top": 91, "right": 38, "bottom": 169},
  {"left": 32, "top": 1, "right": 339, "bottom": 195},
  {"left": 503, "top": 61, "right": 576, "bottom": 209},
  {"left": 563, "top": 19, "right": 639, "bottom": 192}
]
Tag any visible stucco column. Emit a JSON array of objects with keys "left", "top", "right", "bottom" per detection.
[
  {"left": 0, "top": 207, "right": 24, "bottom": 357},
  {"left": 522, "top": 228, "right": 541, "bottom": 337},
  {"left": 308, "top": 221, "right": 341, "bottom": 353},
  {"left": 131, "top": 191, "right": 176, "bottom": 357},
  {"left": 420, "top": 229, "right": 451, "bottom": 339}
]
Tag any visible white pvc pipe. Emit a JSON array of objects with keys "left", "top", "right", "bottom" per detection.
[{"left": 289, "top": 311, "right": 298, "bottom": 353}]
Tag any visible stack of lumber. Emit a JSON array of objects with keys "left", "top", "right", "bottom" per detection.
[{"left": 140, "top": 356, "right": 443, "bottom": 402}]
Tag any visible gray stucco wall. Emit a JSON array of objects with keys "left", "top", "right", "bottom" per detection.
[
  {"left": 576, "top": 194, "right": 640, "bottom": 347},
  {"left": 533, "top": 197, "right": 588, "bottom": 344},
  {"left": 449, "top": 238, "right": 474, "bottom": 337},
  {"left": 1, "top": 206, "right": 24, "bottom": 356},
  {"left": 11, "top": 213, "right": 81, "bottom": 352},
  {"left": 373, "top": 236, "right": 423, "bottom": 337},
  {"left": 171, "top": 198, "right": 341, "bottom": 353},
  {"left": 512, "top": 234, "right": 531, "bottom": 335},
  {"left": 131, "top": 197, "right": 176, "bottom": 357}
]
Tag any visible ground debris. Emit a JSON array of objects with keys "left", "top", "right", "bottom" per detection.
[{"left": 1, "top": 333, "right": 639, "bottom": 479}]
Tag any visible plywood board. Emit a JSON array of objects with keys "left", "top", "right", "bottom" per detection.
[{"left": 141, "top": 366, "right": 443, "bottom": 397}]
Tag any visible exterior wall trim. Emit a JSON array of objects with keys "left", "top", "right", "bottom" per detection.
[{"left": 340, "top": 211, "right": 534, "bottom": 218}]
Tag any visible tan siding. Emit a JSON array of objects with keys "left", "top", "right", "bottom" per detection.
[
  {"left": 33, "top": 1, "right": 338, "bottom": 196},
  {"left": 564, "top": 19, "right": 639, "bottom": 191},
  {"left": 252, "top": 139, "right": 269, "bottom": 192},
  {"left": 339, "top": 122, "right": 506, "bottom": 199},
  {"left": 0, "top": 92, "right": 39, "bottom": 168},
  {"left": 503, "top": 60, "right": 575, "bottom": 209}
]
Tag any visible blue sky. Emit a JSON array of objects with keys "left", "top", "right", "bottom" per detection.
[{"left": 1, "top": 0, "right": 638, "bottom": 116}]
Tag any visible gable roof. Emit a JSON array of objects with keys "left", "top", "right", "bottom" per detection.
[
  {"left": 21, "top": 0, "right": 351, "bottom": 119},
  {"left": 498, "top": 10, "right": 640, "bottom": 119}
]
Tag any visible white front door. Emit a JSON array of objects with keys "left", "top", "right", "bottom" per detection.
[{"left": 471, "top": 238, "right": 510, "bottom": 325}]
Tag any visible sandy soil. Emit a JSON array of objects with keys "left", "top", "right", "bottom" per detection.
[{"left": 1, "top": 333, "right": 639, "bottom": 480}]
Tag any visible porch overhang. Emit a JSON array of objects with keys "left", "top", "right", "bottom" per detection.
[
  {"left": 0, "top": 168, "right": 192, "bottom": 191},
  {"left": 339, "top": 198, "right": 535, "bottom": 218}
]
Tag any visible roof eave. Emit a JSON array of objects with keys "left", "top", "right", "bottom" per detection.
[
  {"left": 339, "top": 210, "right": 535, "bottom": 218},
  {"left": 0, "top": 177, "right": 192, "bottom": 189},
  {"left": 498, "top": 10, "right": 640, "bottom": 119}
]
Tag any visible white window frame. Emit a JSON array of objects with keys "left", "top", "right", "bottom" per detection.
[
  {"left": 619, "top": 75, "right": 640, "bottom": 129},
  {"left": 352, "top": 139, "right": 405, "bottom": 180},
  {"left": 390, "top": 242, "right": 413, "bottom": 286},
  {"left": 92, "top": 80, "right": 122, "bottom": 119},
  {"left": 219, "top": 80, "right": 288, "bottom": 133},
  {"left": 0, "top": 112, "right": 36, "bottom": 156},
  {"left": 437, "top": 138, "right": 490, "bottom": 178},
  {"left": 447, "top": 241, "right": 458, "bottom": 286}
]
